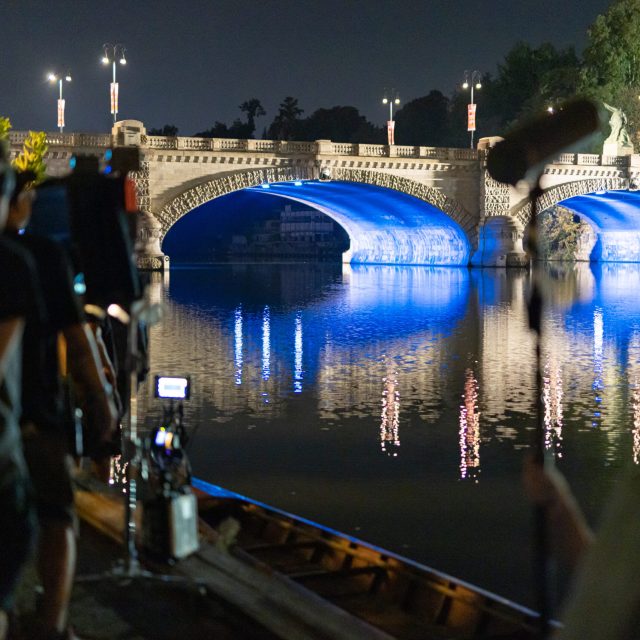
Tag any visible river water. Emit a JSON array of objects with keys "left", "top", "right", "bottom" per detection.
[{"left": 141, "top": 261, "right": 640, "bottom": 608}]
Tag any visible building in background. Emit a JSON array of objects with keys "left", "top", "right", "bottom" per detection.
[{"left": 229, "top": 204, "right": 349, "bottom": 260}]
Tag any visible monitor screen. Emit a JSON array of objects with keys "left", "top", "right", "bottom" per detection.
[{"left": 155, "top": 375, "right": 190, "bottom": 400}]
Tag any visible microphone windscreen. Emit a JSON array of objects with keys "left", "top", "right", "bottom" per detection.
[{"left": 487, "top": 99, "right": 603, "bottom": 186}]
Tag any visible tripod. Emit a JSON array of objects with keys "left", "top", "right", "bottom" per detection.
[{"left": 76, "top": 296, "right": 205, "bottom": 590}]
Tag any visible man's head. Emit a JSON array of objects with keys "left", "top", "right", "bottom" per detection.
[{"left": 7, "top": 170, "right": 37, "bottom": 231}]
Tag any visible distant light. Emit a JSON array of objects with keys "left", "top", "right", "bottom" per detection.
[
  {"left": 394, "top": 98, "right": 400, "bottom": 104},
  {"left": 547, "top": 106, "right": 554, "bottom": 114},
  {"left": 104, "top": 149, "right": 113, "bottom": 161},
  {"left": 294, "top": 181, "right": 303, "bottom": 186},
  {"left": 382, "top": 98, "right": 388, "bottom": 104},
  {"left": 260, "top": 183, "right": 270, "bottom": 189},
  {"left": 475, "top": 82, "right": 482, "bottom": 90},
  {"left": 103, "top": 165, "right": 112, "bottom": 175},
  {"left": 65, "top": 74, "right": 72, "bottom": 82},
  {"left": 101, "top": 56, "right": 110, "bottom": 64},
  {"left": 462, "top": 81, "right": 469, "bottom": 89},
  {"left": 119, "top": 57, "right": 127, "bottom": 65},
  {"left": 69, "top": 156, "right": 77, "bottom": 169},
  {"left": 47, "top": 72, "right": 57, "bottom": 82}
]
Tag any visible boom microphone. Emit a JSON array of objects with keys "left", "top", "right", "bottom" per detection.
[{"left": 486, "top": 99, "right": 603, "bottom": 186}]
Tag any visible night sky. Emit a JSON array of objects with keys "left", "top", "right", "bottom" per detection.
[{"left": 1, "top": 0, "right": 612, "bottom": 136}]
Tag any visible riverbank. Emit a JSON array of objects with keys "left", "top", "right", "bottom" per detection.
[{"left": 12, "top": 474, "right": 394, "bottom": 640}]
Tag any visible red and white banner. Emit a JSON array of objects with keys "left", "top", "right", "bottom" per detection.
[
  {"left": 110, "top": 82, "right": 119, "bottom": 115},
  {"left": 57, "top": 99, "right": 65, "bottom": 129},
  {"left": 467, "top": 103, "right": 477, "bottom": 132},
  {"left": 387, "top": 120, "right": 395, "bottom": 146}
]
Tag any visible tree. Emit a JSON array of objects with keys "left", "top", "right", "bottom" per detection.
[
  {"left": 194, "top": 121, "right": 231, "bottom": 138},
  {"left": 13, "top": 131, "right": 47, "bottom": 184},
  {"left": 298, "top": 106, "right": 382, "bottom": 143},
  {"left": 394, "top": 91, "right": 450, "bottom": 146},
  {"left": 194, "top": 98, "right": 265, "bottom": 139},
  {"left": 489, "top": 42, "right": 580, "bottom": 131},
  {"left": 148, "top": 124, "right": 178, "bottom": 136},
  {"left": 267, "top": 97, "right": 304, "bottom": 140},
  {"left": 0, "top": 116, "right": 11, "bottom": 141},
  {"left": 239, "top": 99, "right": 266, "bottom": 138},
  {"left": 581, "top": 0, "right": 640, "bottom": 140}
]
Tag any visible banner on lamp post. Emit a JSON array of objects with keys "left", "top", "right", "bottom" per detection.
[
  {"left": 387, "top": 120, "right": 395, "bottom": 146},
  {"left": 467, "top": 103, "right": 477, "bottom": 131},
  {"left": 110, "top": 82, "right": 119, "bottom": 115},
  {"left": 57, "top": 99, "right": 65, "bottom": 129}
]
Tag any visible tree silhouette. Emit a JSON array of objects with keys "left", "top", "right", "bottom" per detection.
[
  {"left": 267, "top": 97, "right": 304, "bottom": 140},
  {"left": 239, "top": 99, "right": 266, "bottom": 138},
  {"left": 148, "top": 124, "right": 179, "bottom": 136}
]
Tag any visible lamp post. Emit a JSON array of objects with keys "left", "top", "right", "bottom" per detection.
[
  {"left": 382, "top": 91, "right": 400, "bottom": 145},
  {"left": 462, "top": 70, "right": 482, "bottom": 149},
  {"left": 101, "top": 43, "right": 127, "bottom": 124},
  {"left": 47, "top": 71, "right": 72, "bottom": 133}
]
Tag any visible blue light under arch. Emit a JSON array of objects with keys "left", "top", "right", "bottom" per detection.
[
  {"left": 247, "top": 180, "right": 470, "bottom": 266},
  {"left": 560, "top": 190, "right": 640, "bottom": 262}
]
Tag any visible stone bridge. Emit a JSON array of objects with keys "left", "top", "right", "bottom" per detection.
[{"left": 8, "top": 120, "right": 640, "bottom": 268}]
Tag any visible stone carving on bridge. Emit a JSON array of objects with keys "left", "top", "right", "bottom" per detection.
[
  {"left": 482, "top": 172, "right": 511, "bottom": 217},
  {"left": 331, "top": 168, "right": 475, "bottom": 236},
  {"left": 132, "top": 161, "right": 151, "bottom": 212},
  {"left": 512, "top": 177, "right": 629, "bottom": 227},
  {"left": 603, "top": 103, "right": 634, "bottom": 156},
  {"left": 156, "top": 167, "right": 313, "bottom": 236}
]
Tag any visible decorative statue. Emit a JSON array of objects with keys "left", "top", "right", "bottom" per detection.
[{"left": 603, "top": 103, "right": 634, "bottom": 152}]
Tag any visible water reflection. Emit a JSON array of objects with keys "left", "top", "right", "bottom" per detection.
[
  {"left": 459, "top": 368, "right": 480, "bottom": 481},
  {"left": 234, "top": 305, "right": 243, "bottom": 385},
  {"left": 592, "top": 308, "right": 604, "bottom": 428},
  {"left": 543, "top": 357, "right": 563, "bottom": 457},
  {"left": 262, "top": 306, "right": 270, "bottom": 381},
  {"left": 143, "top": 262, "right": 640, "bottom": 482},
  {"left": 294, "top": 312, "right": 303, "bottom": 393},
  {"left": 380, "top": 356, "right": 400, "bottom": 457}
]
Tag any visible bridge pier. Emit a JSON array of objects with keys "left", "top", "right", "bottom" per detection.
[
  {"left": 136, "top": 210, "right": 170, "bottom": 270},
  {"left": 471, "top": 217, "right": 528, "bottom": 267}
]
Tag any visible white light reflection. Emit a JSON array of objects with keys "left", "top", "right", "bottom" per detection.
[
  {"left": 633, "top": 382, "right": 640, "bottom": 465},
  {"left": 294, "top": 312, "right": 303, "bottom": 392},
  {"left": 234, "top": 306, "right": 243, "bottom": 385},
  {"left": 592, "top": 308, "right": 604, "bottom": 427},
  {"left": 109, "top": 454, "right": 128, "bottom": 489},
  {"left": 380, "top": 358, "right": 400, "bottom": 456},
  {"left": 262, "top": 306, "right": 271, "bottom": 381},
  {"left": 543, "top": 356, "right": 564, "bottom": 457},
  {"left": 459, "top": 369, "right": 480, "bottom": 481}
]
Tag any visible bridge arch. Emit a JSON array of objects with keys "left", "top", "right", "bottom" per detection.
[
  {"left": 510, "top": 177, "right": 629, "bottom": 227},
  {"left": 156, "top": 167, "right": 475, "bottom": 266}
]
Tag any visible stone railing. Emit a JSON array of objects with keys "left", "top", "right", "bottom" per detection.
[
  {"left": 9, "top": 131, "right": 112, "bottom": 148},
  {"left": 552, "top": 152, "right": 630, "bottom": 167},
  {"left": 9, "top": 130, "right": 633, "bottom": 167},
  {"left": 10, "top": 130, "right": 483, "bottom": 160}
]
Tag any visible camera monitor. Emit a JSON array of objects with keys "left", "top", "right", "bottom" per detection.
[{"left": 155, "top": 375, "right": 190, "bottom": 400}]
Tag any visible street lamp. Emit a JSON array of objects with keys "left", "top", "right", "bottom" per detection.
[
  {"left": 461, "top": 70, "right": 482, "bottom": 149},
  {"left": 101, "top": 43, "right": 127, "bottom": 124},
  {"left": 382, "top": 91, "right": 400, "bottom": 145},
  {"left": 47, "top": 71, "right": 72, "bottom": 133}
]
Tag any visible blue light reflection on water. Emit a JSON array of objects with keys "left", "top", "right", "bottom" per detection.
[{"left": 145, "top": 261, "right": 640, "bottom": 609}]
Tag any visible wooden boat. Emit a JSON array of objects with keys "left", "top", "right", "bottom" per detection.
[{"left": 193, "top": 478, "right": 559, "bottom": 640}]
